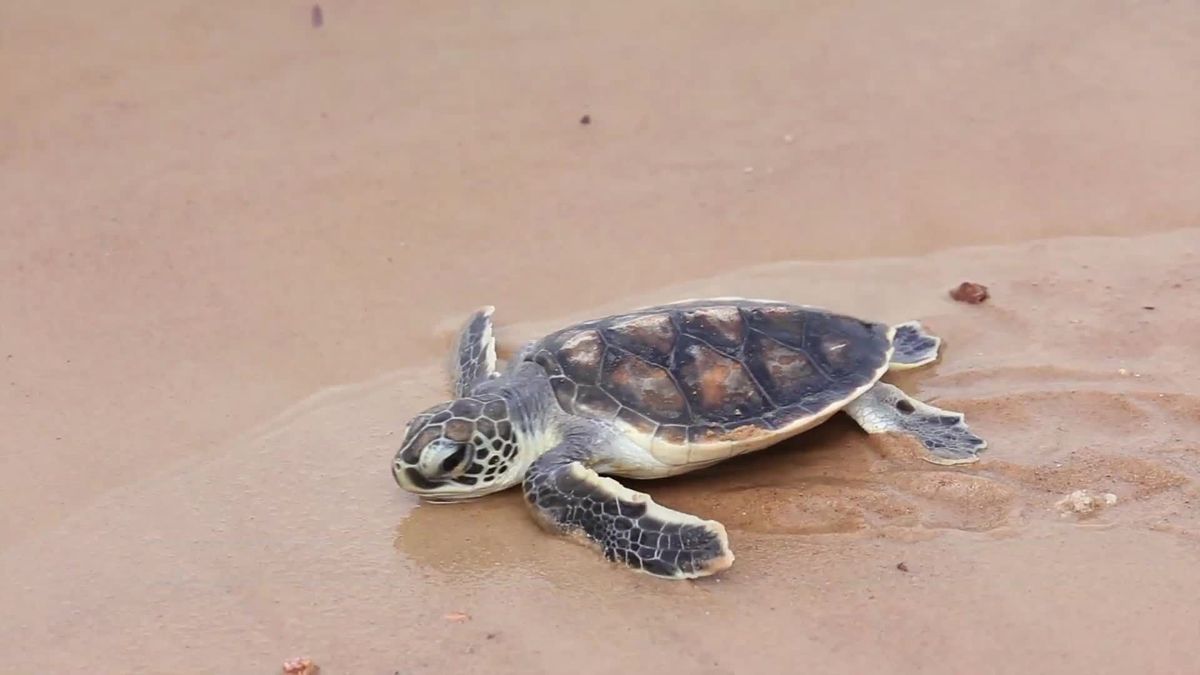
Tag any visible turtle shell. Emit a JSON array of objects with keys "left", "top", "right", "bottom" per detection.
[{"left": 523, "top": 299, "right": 894, "bottom": 467}]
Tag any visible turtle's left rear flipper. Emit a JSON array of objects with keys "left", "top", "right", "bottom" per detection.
[{"left": 843, "top": 382, "right": 986, "bottom": 465}]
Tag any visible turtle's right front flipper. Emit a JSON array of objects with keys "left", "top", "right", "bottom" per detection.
[
  {"left": 522, "top": 441, "right": 734, "bottom": 579},
  {"left": 451, "top": 306, "right": 499, "bottom": 397}
]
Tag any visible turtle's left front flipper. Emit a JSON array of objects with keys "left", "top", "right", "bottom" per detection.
[
  {"left": 844, "top": 382, "right": 987, "bottom": 465},
  {"left": 451, "top": 306, "right": 499, "bottom": 397},
  {"left": 522, "top": 440, "right": 734, "bottom": 579}
]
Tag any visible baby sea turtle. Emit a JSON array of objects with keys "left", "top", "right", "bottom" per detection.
[{"left": 392, "top": 299, "right": 986, "bottom": 579}]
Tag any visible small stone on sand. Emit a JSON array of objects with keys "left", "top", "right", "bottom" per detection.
[
  {"left": 950, "top": 281, "right": 989, "bottom": 304},
  {"left": 1055, "top": 490, "right": 1117, "bottom": 516},
  {"left": 283, "top": 657, "right": 319, "bottom": 675}
]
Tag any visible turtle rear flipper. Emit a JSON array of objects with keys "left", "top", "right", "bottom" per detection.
[
  {"left": 889, "top": 321, "right": 942, "bottom": 370},
  {"left": 843, "top": 382, "right": 986, "bottom": 465},
  {"left": 450, "top": 306, "right": 498, "bottom": 396},
  {"left": 523, "top": 439, "right": 734, "bottom": 579}
]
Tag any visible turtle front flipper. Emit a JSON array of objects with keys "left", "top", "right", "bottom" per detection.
[
  {"left": 450, "top": 306, "right": 499, "bottom": 396},
  {"left": 843, "top": 382, "right": 987, "bottom": 465},
  {"left": 522, "top": 441, "right": 734, "bottom": 579}
]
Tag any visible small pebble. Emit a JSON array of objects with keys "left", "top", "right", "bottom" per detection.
[
  {"left": 1056, "top": 490, "right": 1117, "bottom": 516},
  {"left": 283, "top": 657, "right": 319, "bottom": 675},
  {"left": 579, "top": 114, "right": 591, "bottom": 125},
  {"left": 310, "top": 4, "right": 323, "bottom": 28},
  {"left": 896, "top": 562, "right": 909, "bottom": 572},
  {"left": 949, "top": 281, "right": 989, "bottom": 304}
]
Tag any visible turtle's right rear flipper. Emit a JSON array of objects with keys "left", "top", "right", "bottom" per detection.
[{"left": 889, "top": 321, "right": 941, "bottom": 370}]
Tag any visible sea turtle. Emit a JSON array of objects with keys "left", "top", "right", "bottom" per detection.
[{"left": 392, "top": 299, "right": 986, "bottom": 579}]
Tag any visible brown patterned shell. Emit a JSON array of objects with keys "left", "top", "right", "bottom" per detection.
[{"left": 524, "top": 299, "right": 894, "bottom": 466}]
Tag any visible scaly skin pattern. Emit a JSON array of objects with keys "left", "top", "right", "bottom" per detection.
[
  {"left": 452, "top": 306, "right": 497, "bottom": 397},
  {"left": 888, "top": 321, "right": 941, "bottom": 369},
  {"left": 521, "top": 435, "right": 733, "bottom": 579},
  {"left": 843, "top": 382, "right": 987, "bottom": 465}
]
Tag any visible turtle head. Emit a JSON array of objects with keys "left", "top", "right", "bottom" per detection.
[{"left": 392, "top": 395, "right": 524, "bottom": 501}]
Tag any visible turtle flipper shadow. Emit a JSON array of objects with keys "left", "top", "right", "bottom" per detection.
[{"left": 523, "top": 443, "right": 734, "bottom": 579}]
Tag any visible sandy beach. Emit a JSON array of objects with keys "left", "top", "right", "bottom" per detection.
[{"left": 3, "top": 1, "right": 1199, "bottom": 673}]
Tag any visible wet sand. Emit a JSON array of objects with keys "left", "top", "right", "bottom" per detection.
[
  {"left": 3, "top": 1, "right": 1200, "bottom": 673},
  {"left": 3, "top": 230, "right": 1198, "bottom": 673}
]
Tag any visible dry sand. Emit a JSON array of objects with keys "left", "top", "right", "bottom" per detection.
[{"left": 3, "top": 1, "right": 1200, "bottom": 673}]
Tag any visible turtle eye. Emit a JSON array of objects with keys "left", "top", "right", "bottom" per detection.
[{"left": 440, "top": 444, "right": 470, "bottom": 473}]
